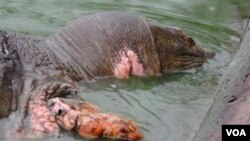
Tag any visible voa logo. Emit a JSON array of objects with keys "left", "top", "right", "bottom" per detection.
[{"left": 226, "top": 129, "right": 246, "bottom": 136}]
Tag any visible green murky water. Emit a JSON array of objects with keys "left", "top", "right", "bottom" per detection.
[{"left": 0, "top": 0, "right": 248, "bottom": 141}]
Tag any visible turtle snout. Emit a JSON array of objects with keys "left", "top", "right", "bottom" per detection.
[{"left": 204, "top": 48, "right": 215, "bottom": 59}]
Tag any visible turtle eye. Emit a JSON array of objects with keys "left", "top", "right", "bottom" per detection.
[
  {"left": 181, "top": 35, "right": 195, "bottom": 46},
  {"left": 185, "top": 37, "right": 195, "bottom": 46}
]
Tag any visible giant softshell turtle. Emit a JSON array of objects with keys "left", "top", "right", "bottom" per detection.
[{"left": 0, "top": 12, "right": 215, "bottom": 140}]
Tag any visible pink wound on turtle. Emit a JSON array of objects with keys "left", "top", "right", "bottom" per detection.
[
  {"left": 127, "top": 50, "right": 145, "bottom": 76},
  {"left": 114, "top": 50, "right": 145, "bottom": 79}
]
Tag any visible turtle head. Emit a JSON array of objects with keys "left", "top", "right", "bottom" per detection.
[{"left": 151, "top": 24, "right": 215, "bottom": 72}]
